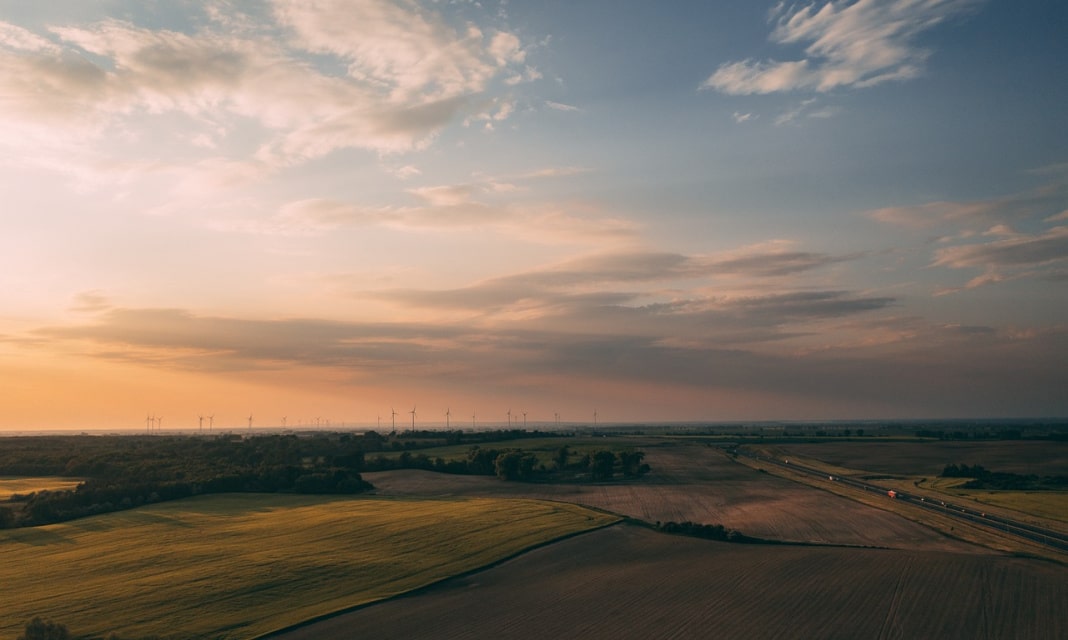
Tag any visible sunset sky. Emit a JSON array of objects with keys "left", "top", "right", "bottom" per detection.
[{"left": 2, "top": 0, "right": 1066, "bottom": 431}]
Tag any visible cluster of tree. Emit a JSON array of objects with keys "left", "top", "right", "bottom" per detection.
[
  {"left": 918, "top": 429, "right": 1028, "bottom": 440},
  {"left": 16, "top": 616, "right": 160, "bottom": 640},
  {"left": 0, "top": 435, "right": 373, "bottom": 529},
  {"left": 653, "top": 521, "right": 767, "bottom": 544},
  {"left": 363, "top": 444, "right": 650, "bottom": 483},
  {"left": 941, "top": 463, "right": 1068, "bottom": 491}
]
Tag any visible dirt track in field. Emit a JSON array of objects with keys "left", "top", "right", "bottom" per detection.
[
  {"left": 365, "top": 443, "right": 981, "bottom": 551},
  {"left": 270, "top": 523, "right": 1066, "bottom": 640}
]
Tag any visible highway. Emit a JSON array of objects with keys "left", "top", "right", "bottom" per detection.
[{"left": 736, "top": 448, "right": 1068, "bottom": 553}]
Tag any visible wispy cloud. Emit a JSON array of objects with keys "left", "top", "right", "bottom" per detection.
[
  {"left": 703, "top": 0, "right": 981, "bottom": 95},
  {"left": 869, "top": 179, "right": 1068, "bottom": 230},
  {"left": 0, "top": 3, "right": 532, "bottom": 179},
  {"left": 545, "top": 100, "right": 581, "bottom": 112}
]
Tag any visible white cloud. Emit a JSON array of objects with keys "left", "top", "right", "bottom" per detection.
[
  {"left": 732, "top": 111, "right": 755, "bottom": 123},
  {"left": 546, "top": 100, "right": 580, "bottom": 112},
  {"left": 272, "top": 0, "right": 524, "bottom": 102},
  {"left": 703, "top": 0, "right": 980, "bottom": 95},
  {"left": 0, "top": 3, "right": 533, "bottom": 184},
  {"left": 0, "top": 20, "right": 58, "bottom": 52}
]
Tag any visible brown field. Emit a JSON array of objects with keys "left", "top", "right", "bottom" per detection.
[
  {"left": 778, "top": 440, "right": 1067, "bottom": 477},
  {"left": 270, "top": 523, "right": 1067, "bottom": 640},
  {"left": 365, "top": 442, "right": 981, "bottom": 551}
]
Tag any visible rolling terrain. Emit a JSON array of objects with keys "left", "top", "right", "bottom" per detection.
[
  {"left": 1, "top": 494, "right": 615, "bottom": 639},
  {"left": 270, "top": 523, "right": 1067, "bottom": 640}
]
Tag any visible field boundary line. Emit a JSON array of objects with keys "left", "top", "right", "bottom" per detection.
[{"left": 255, "top": 513, "right": 623, "bottom": 639}]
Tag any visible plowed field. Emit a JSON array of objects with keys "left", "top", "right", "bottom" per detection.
[
  {"left": 271, "top": 524, "right": 1067, "bottom": 640},
  {"left": 365, "top": 443, "right": 979, "bottom": 551}
]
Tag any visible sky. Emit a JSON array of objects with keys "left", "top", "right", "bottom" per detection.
[{"left": 1, "top": 0, "right": 1066, "bottom": 431}]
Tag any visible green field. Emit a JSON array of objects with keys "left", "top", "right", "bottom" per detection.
[
  {"left": 0, "top": 477, "right": 82, "bottom": 500},
  {"left": 1, "top": 494, "right": 618, "bottom": 639}
]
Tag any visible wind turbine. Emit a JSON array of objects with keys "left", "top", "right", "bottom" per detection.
[
  {"left": 506, "top": 409, "right": 512, "bottom": 428},
  {"left": 390, "top": 407, "right": 398, "bottom": 435},
  {"left": 156, "top": 416, "right": 162, "bottom": 433},
  {"left": 198, "top": 415, "right": 204, "bottom": 432},
  {"left": 522, "top": 411, "right": 527, "bottom": 428},
  {"left": 247, "top": 413, "right": 253, "bottom": 432},
  {"left": 472, "top": 412, "right": 476, "bottom": 429},
  {"left": 208, "top": 415, "right": 214, "bottom": 432},
  {"left": 593, "top": 410, "right": 598, "bottom": 426},
  {"left": 281, "top": 416, "right": 287, "bottom": 428},
  {"left": 409, "top": 405, "right": 416, "bottom": 432},
  {"left": 445, "top": 408, "right": 451, "bottom": 429},
  {"left": 146, "top": 413, "right": 152, "bottom": 433}
]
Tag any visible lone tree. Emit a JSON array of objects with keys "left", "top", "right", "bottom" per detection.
[{"left": 19, "top": 617, "right": 70, "bottom": 640}]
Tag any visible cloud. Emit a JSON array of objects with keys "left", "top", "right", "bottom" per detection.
[
  {"left": 933, "top": 226, "right": 1068, "bottom": 270},
  {"left": 273, "top": 0, "right": 523, "bottom": 102},
  {"left": 361, "top": 247, "right": 869, "bottom": 322},
  {"left": 732, "top": 111, "right": 755, "bottom": 123},
  {"left": 703, "top": 0, "right": 981, "bottom": 95},
  {"left": 545, "top": 100, "right": 580, "bottom": 112},
  {"left": 868, "top": 179, "right": 1068, "bottom": 230},
  {"left": 0, "top": 3, "right": 532, "bottom": 179},
  {"left": 29, "top": 299, "right": 1067, "bottom": 418}
]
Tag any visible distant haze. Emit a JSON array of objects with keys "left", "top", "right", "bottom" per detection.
[{"left": 1, "top": 1, "right": 1066, "bottom": 430}]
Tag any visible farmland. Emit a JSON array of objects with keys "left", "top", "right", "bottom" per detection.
[
  {"left": 1, "top": 494, "right": 617, "bottom": 639},
  {"left": 272, "top": 523, "right": 1067, "bottom": 640},
  {"left": 4, "top": 430, "right": 1066, "bottom": 639},
  {"left": 365, "top": 442, "right": 982, "bottom": 550}
]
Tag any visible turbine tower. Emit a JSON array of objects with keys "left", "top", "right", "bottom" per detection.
[
  {"left": 248, "top": 414, "right": 253, "bottom": 432},
  {"left": 522, "top": 411, "right": 527, "bottom": 428},
  {"left": 409, "top": 405, "right": 416, "bottom": 432},
  {"left": 281, "top": 416, "right": 287, "bottom": 428},
  {"left": 198, "top": 415, "right": 204, "bottom": 432},
  {"left": 506, "top": 409, "right": 512, "bottom": 428},
  {"left": 472, "top": 412, "right": 476, "bottom": 429},
  {"left": 208, "top": 415, "right": 214, "bottom": 432},
  {"left": 391, "top": 407, "right": 398, "bottom": 434},
  {"left": 445, "top": 407, "right": 451, "bottom": 429},
  {"left": 593, "top": 410, "right": 598, "bottom": 426}
]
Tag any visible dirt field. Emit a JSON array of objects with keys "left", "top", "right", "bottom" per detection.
[
  {"left": 364, "top": 443, "right": 981, "bottom": 551},
  {"left": 778, "top": 440, "right": 1067, "bottom": 476},
  {"left": 270, "top": 524, "right": 1067, "bottom": 640}
]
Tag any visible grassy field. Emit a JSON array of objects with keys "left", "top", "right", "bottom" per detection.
[
  {"left": 918, "top": 477, "right": 1068, "bottom": 523},
  {"left": 0, "top": 476, "right": 82, "bottom": 500},
  {"left": 1, "top": 493, "right": 618, "bottom": 639}
]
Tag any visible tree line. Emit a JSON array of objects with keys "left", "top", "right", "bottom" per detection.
[
  {"left": 0, "top": 434, "right": 373, "bottom": 528},
  {"left": 0, "top": 432, "right": 650, "bottom": 529},
  {"left": 362, "top": 444, "right": 650, "bottom": 482},
  {"left": 940, "top": 463, "right": 1067, "bottom": 491}
]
